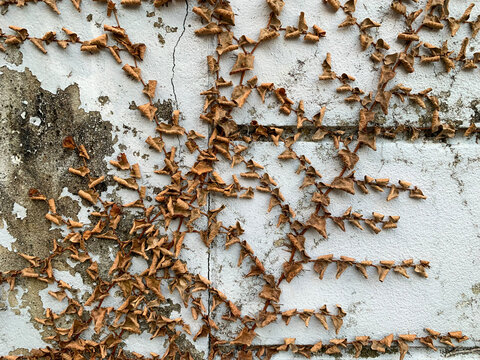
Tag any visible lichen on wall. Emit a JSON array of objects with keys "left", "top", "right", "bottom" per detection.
[{"left": 0, "top": 67, "right": 115, "bottom": 266}]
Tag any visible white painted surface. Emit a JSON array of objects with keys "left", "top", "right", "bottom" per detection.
[
  {"left": 0, "top": 219, "right": 16, "bottom": 251},
  {"left": 12, "top": 203, "right": 27, "bottom": 220},
  {"left": 1, "top": 1, "right": 480, "bottom": 359},
  {"left": 0, "top": 284, "right": 48, "bottom": 353}
]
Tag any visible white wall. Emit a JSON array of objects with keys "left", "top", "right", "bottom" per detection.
[{"left": 1, "top": 0, "right": 480, "bottom": 359}]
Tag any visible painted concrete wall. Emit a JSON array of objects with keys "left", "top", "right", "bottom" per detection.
[{"left": 1, "top": 0, "right": 480, "bottom": 359}]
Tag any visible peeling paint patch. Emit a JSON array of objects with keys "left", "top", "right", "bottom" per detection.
[
  {"left": 0, "top": 220, "right": 16, "bottom": 251},
  {"left": 12, "top": 203, "right": 27, "bottom": 220},
  {"left": 38, "top": 283, "right": 68, "bottom": 314},
  {"left": 0, "top": 284, "right": 47, "bottom": 354},
  {"left": 28, "top": 116, "right": 41, "bottom": 126}
]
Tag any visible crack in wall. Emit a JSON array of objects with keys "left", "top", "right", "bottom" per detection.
[{"left": 171, "top": 0, "right": 189, "bottom": 108}]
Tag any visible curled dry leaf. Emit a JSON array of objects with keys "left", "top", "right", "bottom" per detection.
[
  {"left": 319, "top": 53, "right": 336, "bottom": 80},
  {"left": 231, "top": 85, "right": 252, "bottom": 107},
  {"left": 331, "top": 176, "right": 355, "bottom": 194},
  {"left": 143, "top": 80, "right": 157, "bottom": 98},
  {"left": 231, "top": 328, "right": 257, "bottom": 346},
  {"left": 267, "top": 0, "right": 284, "bottom": 15},
  {"left": 230, "top": 53, "right": 254, "bottom": 74},
  {"left": 138, "top": 103, "right": 157, "bottom": 121},
  {"left": 338, "top": 149, "right": 359, "bottom": 169},
  {"left": 113, "top": 176, "right": 138, "bottom": 190},
  {"left": 283, "top": 262, "right": 303, "bottom": 282},
  {"left": 78, "top": 189, "right": 98, "bottom": 204},
  {"left": 306, "top": 213, "right": 327, "bottom": 238},
  {"left": 68, "top": 166, "right": 90, "bottom": 177},
  {"left": 325, "top": 0, "right": 341, "bottom": 11},
  {"left": 259, "top": 28, "right": 279, "bottom": 42},
  {"left": 123, "top": 64, "right": 141, "bottom": 81},
  {"left": 195, "top": 22, "right": 223, "bottom": 36}
]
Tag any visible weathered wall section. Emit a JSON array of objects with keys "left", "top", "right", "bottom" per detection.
[{"left": 1, "top": 1, "right": 480, "bottom": 359}]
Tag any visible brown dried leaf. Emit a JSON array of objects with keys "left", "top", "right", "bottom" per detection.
[
  {"left": 68, "top": 166, "right": 90, "bottom": 177},
  {"left": 192, "top": 6, "right": 212, "bottom": 22},
  {"left": 259, "top": 27, "right": 279, "bottom": 42},
  {"left": 283, "top": 262, "right": 303, "bottom": 283},
  {"left": 331, "top": 176, "right": 355, "bottom": 195},
  {"left": 319, "top": 53, "right": 336, "bottom": 80},
  {"left": 63, "top": 136, "right": 76, "bottom": 149},
  {"left": 143, "top": 80, "right": 157, "bottom": 98},
  {"left": 231, "top": 328, "right": 257, "bottom": 346},
  {"left": 338, "top": 149, "right": 359, "bottom": 169},
  {"left": 195, "top": 23, "right": 223, "bottom": 36},
  {"left": 30, "top": 38, "right": 47, "bottom": 54},
  {"left": 122, "top": 64, "right": 141, "bottom": 81},
  {"left": 358, "top": 131, "right": 376, "bottom": 150},
  {"left": 138, "top": 103, "right": 157, "bottom": 121},
  {"left": 325, "top": 0, "right": 341, "bottom": 11},
  {"left": 78, "top": 189, "right": 99, "bottom": 204},
  {"left": 231, "top": 85, "right": 252, "bottom": 107},
  {"left": 313, "top": 255, "right": 333, "bottom": 279},
  {"left": 145, "top": 136, "right": 164, "bottom": 152},
  {"left": 230, "top": 53, "right": 254, "bottom": 74},
  {"left": 267, "top": 0, "right": 284, "bottom": 15},
  {"left": 113, "top": 176, "right": 138, "bottom": 190},
  {"left": 306, "top": 213, "right": 327, "bottom": 238},
  {"left": 339, "top": 14, "right": 357, "bottom": 28}
]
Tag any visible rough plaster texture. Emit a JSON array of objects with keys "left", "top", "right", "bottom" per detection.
[{"left": 0, "top": 0, "right": 480, "bottom": 359}]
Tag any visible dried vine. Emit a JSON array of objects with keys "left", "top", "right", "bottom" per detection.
[{"left": 0, "top": 0, "right": 479, "bottom": 359}]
